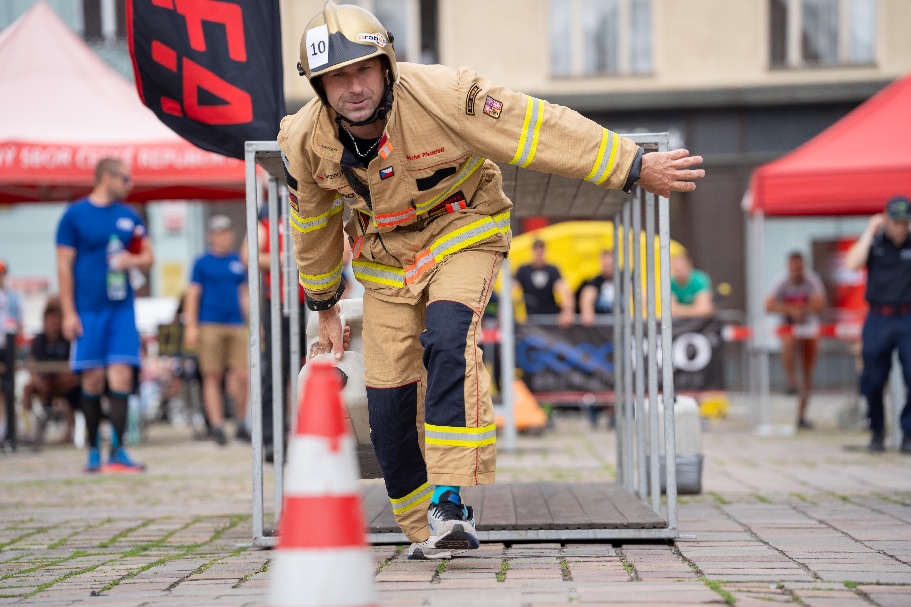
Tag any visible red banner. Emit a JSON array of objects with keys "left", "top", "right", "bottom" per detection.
[{"left": 126, "top": 0, "right": 285, "bottom": 160}]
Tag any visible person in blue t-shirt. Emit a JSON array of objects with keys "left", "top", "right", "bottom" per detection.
[
  {"left": 183, "top": 215, "right": 249, "bottom": 446},
  {"left": 56, "top": 158, "right": 154, "bottom": 473}
]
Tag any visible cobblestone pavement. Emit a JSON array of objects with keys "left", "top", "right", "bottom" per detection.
[{"left": 1, "top": 394, "right": 910, "bottom": 606}]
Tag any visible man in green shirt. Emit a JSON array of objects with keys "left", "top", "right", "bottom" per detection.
[{"left": 670, "top": 252, "right": 714, "bottom": 317}]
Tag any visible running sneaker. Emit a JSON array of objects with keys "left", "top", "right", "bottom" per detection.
[
  {"left": 84, "top": 447, "right": 102, "bottom": 473},
  {"left": 407, "top": 538, "right": 452, "bottom": 560},
  {"left": 235, "top": 426, "right": 252, "bottom": 443},
  {"left": 212, "top": 426, "right": 227, "bottom": 446},
  {"left": 427, "top": 490, "right": 479, "bottom": 550},
  {"left": 106, "top": 447, "right": 146, "bottom": 473},
  {"left": 869, "top": 431, "right": 886, "bottom": 453}
]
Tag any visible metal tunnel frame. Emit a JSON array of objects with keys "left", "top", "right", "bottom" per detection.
[{"left": 245, "top": 134, "right": 679, "bottom": 548}]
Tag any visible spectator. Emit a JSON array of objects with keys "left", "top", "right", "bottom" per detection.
[
  {"left": 22, "top": 297, "right": 80, "bottom": 444},
  {"left": 579, "top": 250, "right": 616, "bottom": 327},
  {"left": 844, "top": 195, "right": 911, "bottom": 453},
  {"left": 765, "top": 251, "right": 826, "bottom": 430},
  {"left": 56, "top": 157, "right": 153, "bottom": 472},
  {"left": 515, "top": 239, "right": 575, "bottom": 328},
  {"left": 0, "top": 259, "right": 23, "bottom": 445},
  {"left": 184, "top": 215, "right": 250, "bottom": 446},
  {"left": 670, "top": 251, "right": 714, "bottom": 318}
]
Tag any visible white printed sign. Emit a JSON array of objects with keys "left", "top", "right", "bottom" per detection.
[{"left": 306, "top": 24, "right": 329, "bottom": 70}]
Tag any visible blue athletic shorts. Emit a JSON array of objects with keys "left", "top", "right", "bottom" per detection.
[{"left": 70, "top": 305, "right": 141, "bottom": 371}]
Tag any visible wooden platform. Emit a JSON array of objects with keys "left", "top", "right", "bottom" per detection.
[{"left": 363, "top": 482, "right": 672, "bottom": 544}]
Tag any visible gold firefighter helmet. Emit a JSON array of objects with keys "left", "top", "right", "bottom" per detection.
[{"left": 298, "top": 1, "right": 397, "bottom": 103}]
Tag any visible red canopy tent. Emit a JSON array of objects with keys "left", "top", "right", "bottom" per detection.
[
  {"left": 745, "top": 71, "right": 911, "bottom": 435},
  {"left": 750, "top": 71, "right": 911, "bottom": 216},
  {"left": 0, "top": 1, "right": 245, "bottom": 203}
]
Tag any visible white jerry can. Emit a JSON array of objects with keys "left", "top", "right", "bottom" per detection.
[
  {"left": 644, "top": 394, "right": 704, "bottom": 494},
  {"left": 297, "top": 298, "right": 382, "bottom": 477}
]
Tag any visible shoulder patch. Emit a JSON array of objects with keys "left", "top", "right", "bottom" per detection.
[
  {"left": 483, "top": 96, "right": 503, "bottom": 119},
  {"left": 289, "top": 192, "right": 299, "bottom": 213},
  {"left": 466, "top": 83, "right": 481, "bottom": 115}
]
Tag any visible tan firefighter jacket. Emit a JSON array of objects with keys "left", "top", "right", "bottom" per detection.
[{"left": 278, "top": 62, "right": 640, "bottom": 307}]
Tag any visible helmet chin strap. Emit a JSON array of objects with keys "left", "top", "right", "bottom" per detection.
[{"left": 335, "top": 82, "right": 394, "bottom": 128}]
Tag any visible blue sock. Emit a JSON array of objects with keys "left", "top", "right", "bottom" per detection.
[{"left": 431, "top": 485, "right": 460, "bottom": 504}]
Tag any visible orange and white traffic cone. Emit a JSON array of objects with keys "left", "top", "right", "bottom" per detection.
[{"left": 268, "top": 360, "right": 376, "bottom": 607}]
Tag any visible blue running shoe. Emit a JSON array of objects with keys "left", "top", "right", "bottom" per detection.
[
  {"left": 427, "top": 490, "right": 479, "bottom": 550},
  {"left": 84, "top": 447, "right": 101, "bottom": 473},
  {"left": 106, "top": 447, "right": 146, "bottom": 473}
]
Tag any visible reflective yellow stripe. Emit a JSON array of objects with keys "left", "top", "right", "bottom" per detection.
[
  {"left": 404, "top": 216, "right": 500, "bottom": 284},
  {"left": 584, "top": 129, "right": 609, "bottom": 181},
  {"left": 352, "top": 260, "right": 405, "bottom": 288},
  {"left": 389, "top": 483, "right": 432, "bottom": 515},
  {"left": 298, "top": 261, "right": 342, "bottom": 291},
  {"left": 424, "top": 423, "right": 497, "bottom": 448},
  {"left": 289, "top": 197, "right": 343, "bottom": 233},
  {"left": 352, "top": 211, "right": 510, "bottom": 290},
  {"left": 522, "top": 98, "right": 544, "bottom": 168},
  {"left": 596, "top": 131, "right": 620, "bottom": 185},
  {"left": 494, "top": 211, "right": 511, "bottom": 234},
  {"left": 509, "top": 97, "right": 545, "bottom": 168},
  {"left": 510, "top": 96, "right": 533, "bottom": 165},
  {"left": 584, "top": 128, "right": 619, "bottom": 185},
  {"left": 415, "top": 157, "right": 484, "bottom": 214}
]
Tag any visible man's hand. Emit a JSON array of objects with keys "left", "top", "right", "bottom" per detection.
[
  {"left": 62, "top": 310, "right": 82, "bottom": 341},
  {"left": 315, "top": 305, "right": 351, "bottom": 361},
  {"left": 866, "top": 213, "right": 887, "bottom": 236},
  {"left": 558, "top": 307, "right": 574, "bottom": 329},
  {"left": 184, "top": 322, "right": 199, "bottom": 349},
  {"left": 637, "top": 149, "right": 705, "bottom": 197}
]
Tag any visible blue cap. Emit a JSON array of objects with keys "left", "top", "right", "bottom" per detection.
[{"left": 886, "top": 196, "right": 911, "bottom": 221}]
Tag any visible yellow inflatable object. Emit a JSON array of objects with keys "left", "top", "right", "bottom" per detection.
[{"left": 498, "top": 221, "right": 686, "bottom": 319}]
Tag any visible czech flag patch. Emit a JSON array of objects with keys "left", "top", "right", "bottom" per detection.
[{"left": 379, "top": 166, "right": 395, "bottom": 180}]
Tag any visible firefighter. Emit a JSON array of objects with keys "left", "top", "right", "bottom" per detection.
[{"left": 279, "top": 1, "right": 704, "bottom": 558}]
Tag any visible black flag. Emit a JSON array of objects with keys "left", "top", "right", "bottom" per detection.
[{"left": 126, "top": 0, "right": 285, "bottom": 159}]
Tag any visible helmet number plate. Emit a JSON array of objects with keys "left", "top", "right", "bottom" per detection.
[{"left": 306, "top": 24, "right": 329, "bottom": 70}]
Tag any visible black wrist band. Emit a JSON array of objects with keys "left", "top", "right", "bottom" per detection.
[
  {"left": 622, "top": 147, "right": 644, "bottom": 194},
  {"left": 305, "top": 280, "right": 345, "bottom": 312}
]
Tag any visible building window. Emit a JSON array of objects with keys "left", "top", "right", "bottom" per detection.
[
  {"left": 354, "top": 0, "right": 437, "bottom": 64},
  {"left": 81, "top": 0, "right": 126, "bottom": 43},
  {"left": 769, "top": 0, "right": 876, "bottom": 68},
  {"left": 551, "top": 0, "right": 652, "bottom": 78}
]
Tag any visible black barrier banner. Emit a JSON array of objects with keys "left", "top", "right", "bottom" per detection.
[
  {"left": 515, "top": 317, "right": 724, "bottom": 395},
  {"left": 126, "top": 0, "right": 285, "bottom": 159}
]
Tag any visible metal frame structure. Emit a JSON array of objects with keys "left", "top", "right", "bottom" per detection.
[
  {"left": 246, "top": 133, "right": 680, "bottom": 547},
  {"left": 245, "top": 142, "right": 302, "bottom": 548}
]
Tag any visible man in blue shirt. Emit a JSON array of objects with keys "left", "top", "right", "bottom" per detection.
[
  {"left": 56, "top": 158, "right": 154, "bottom": 472},
  {"left": 845, "top": 195, "right": 911, "bottom": 453},
  {"left": 184, "top": 215, "right": 249, "bottom": 446}
]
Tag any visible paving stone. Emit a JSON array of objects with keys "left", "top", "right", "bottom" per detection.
[{"left": 2, "top": 411, "right": 910, "bottom": 605}]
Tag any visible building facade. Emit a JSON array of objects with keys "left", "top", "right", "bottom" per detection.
[{"left": 282, "top": 0, "right": 911, "bottom": 313}]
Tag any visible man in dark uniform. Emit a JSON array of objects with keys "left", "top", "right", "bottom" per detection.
[{"left": 845, "top": 195, "right": 911, "bottom": 453}]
